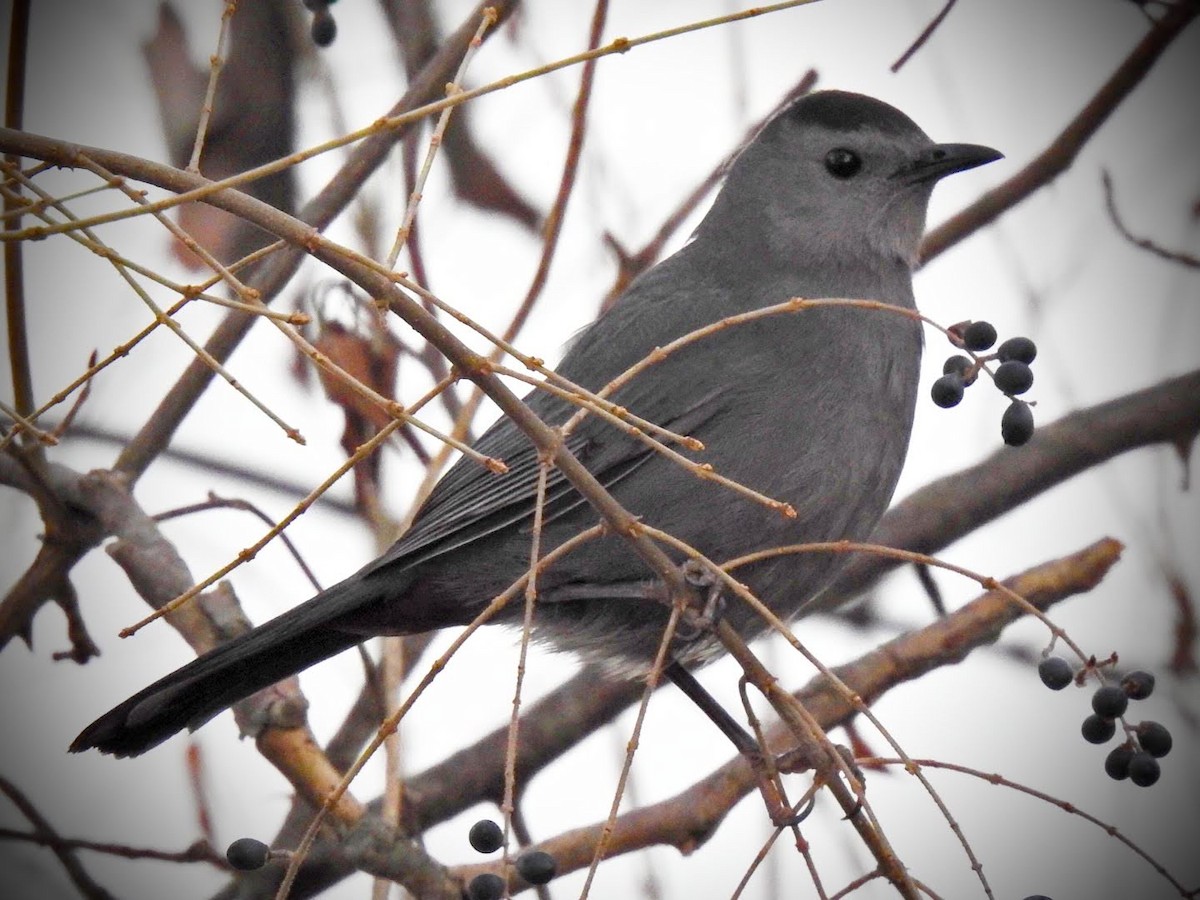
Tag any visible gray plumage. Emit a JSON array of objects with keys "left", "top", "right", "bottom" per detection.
[{"left": 72, "top": 91, "right": 1000, "bottom": 756}]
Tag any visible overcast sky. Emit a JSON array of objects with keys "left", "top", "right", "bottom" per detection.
[{"left": 1, "top": 2, "right": 1198, "bottom": 899}]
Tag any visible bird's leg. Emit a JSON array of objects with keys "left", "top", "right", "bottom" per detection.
[{"left": 665, "top": 660, "right": 812, "bottom": 828}]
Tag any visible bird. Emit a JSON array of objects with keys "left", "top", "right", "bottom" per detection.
[{"left": 72, "top": 90, "right": 1001, "bottom": 757}]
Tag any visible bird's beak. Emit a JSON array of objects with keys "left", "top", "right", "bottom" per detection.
[{"left": 893, "top": 142, "right": 1003, "bottom": 184}]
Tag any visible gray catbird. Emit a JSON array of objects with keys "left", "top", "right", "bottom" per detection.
[{"left": 72, "top": 91, "right": 1000, "bottom": 757}]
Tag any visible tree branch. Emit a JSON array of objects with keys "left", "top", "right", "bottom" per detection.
[
  {"left": 816, "top": 368, "right": 1200, "bottom": 611},
  {"left": 113, "top": 0, "right": 519, "bottom": 484},
  {"left": 919, "top": 0, "right": 1200, "bottom": 264}
]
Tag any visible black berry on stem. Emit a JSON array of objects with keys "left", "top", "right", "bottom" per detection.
[
  {"left": 1092, "top": 685, "right": 1129, "bottom": 719},
  {"left": 1001, "top": 399, "right": 1034, "bottom": 446},
  {"left": 963, "top": 320, "right": 997, "bottom": 351},
  {"left": 1136, "top": 721, "right": 1172, "bottom": 758},
  {"left": 931, "top": 373, "right": 965, "bottom": 408},
  {"left": 997, "top": 336, "right": 1038, "bottom": 364},
  {"left": 994, "top": 360, "right": 1034, "bottom": 395},
  {"left": 1081, "top": 713, "right": 1116, "bottom": 744},
  {"left": 1037, "top": 656, "right": 1073, "bottom": 690},
  {"left": 467, "top": 873, "right": 506, "bottom": 900},
  {"left": 1121, "top": 670, "right": 1155, "bottom": 700},
  {"left": 468, "top": 819, "right": 504, "bottom": 854},
  {"left": 226, "top": 838, "right": 271, "bottom": 871},
  {"left": 516, "top": 850, "right": 558, "bottom": 885}
]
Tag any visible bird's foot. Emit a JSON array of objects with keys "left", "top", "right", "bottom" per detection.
[{"left": 673, "top": 559, "right": 727, "bottom": 642}]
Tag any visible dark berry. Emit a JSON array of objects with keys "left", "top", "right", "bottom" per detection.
[
  {"left": 1081, "top": 713, "right": 1116, "bottom": 744},
  {"left": 1128, "top": 752, "right": 1161, "bottom": 787},
  {"left": 1105, "top": 743, "right": 1134, "bottom": 780},
  {"left": 1121, "top": 670, "right": 1155, "bottom": 700},
  {"left": 226, "top": 837, "right": 271, "bottom": 871},
  {"left": 931, "top": 373, "right": 965, "bottom": 408},
  {"left": 1092, "top": 685, "right": 1129, "bottom": 719},
  {"left": 468, "top": 819, "right": 504, "bottom": 854},
  {"left": 997, "top": 336, "right": 1038, "bottom": 365},
  {"left": 1001, "top": 399, "right": 1034, "bottom": 446},
  {"left": 1022, "top": 896, "right": 1054, "bottom": 900},
  {"left": 515, "top": 850, "right": 557, "bottom": 885},
  {"left": 1136, "top": 721, "right": 1172, "bottom": 758},
  {"left": 311, "top": 8, "right": 337, "bottom": 46},
  {"left": 467, "top": 873, "right": 505, "bottom": 900},
  {"left": 943, "top": 354, "right": 973, "bottom": 376},
  {"left": 1037, "top": 656, "right": 1073, "bottom": 690},
  {"left": 994, "top": 360, "right": 1034, "bottom": 395},
  {"left": 963, "top": 320, "right": 997, "bottom": 351}
]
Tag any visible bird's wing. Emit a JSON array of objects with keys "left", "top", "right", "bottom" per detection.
[{"left": 361, "top": 385, "right": 725, "bottom": 575}]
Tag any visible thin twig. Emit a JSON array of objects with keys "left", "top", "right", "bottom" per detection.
[
  {"left": 385, "top": 8, "right": 498, "bottom": 268},
  {"left": 117, "top": 365, "right": 463, "bottom": 635},
  {"left": 0, "top": 827, "right": 224, "bottom": 866},
  {"left": 153, "top": 491, "right": 325, "bottom": 593},
  {"left": 186, "top": 1, "right": 236, "bottom": 172},
  {"left": 0, "top": 2, "right": 819, "bottom": 245},
  {"left": 8, "top": 418, "right": 357, "bottom": 515},
  {"left": 601, "top": 70, "right": 818, "bottom": 306},
  {"left": 111, "top": 0, "right": 522, "bottom": 485},
  {"left": 919, "top": 0, "right": 1199, "bottom": 263},
  {"left": 48, "top": 350, "right": 95, "bottom": 440},
  {"left": 3, "top": 160, "right": 308, "bottom": 445},
  {"left": 505, "top": 0, "right": 609, "bottom": 347},
  {"left": 444, "top": 540, "right": 1121, "bottom": 893},
  {"left": 274, "top": 526, "right": 607, "bottom": 900},
  {"left": 3, "top": 0, "right": 35, "bottom": 429},
  {"left": 185, "top": 743, "right": 216, "bottom": 850},
  {"left": 1101, "top": 168, "right": 1200, "bottom": 268},
  {"left": 118, "top": 417, "right": 402, "bottom": 637},
  {"left": 396, "top": 0, "right": 611, "bottom": 519},
  {"left": 0, "top": 774, "right": 118, "bottom": 900},
  {"left": 890, "top": 0, "right": 959, "bottom": 72},
  {"left": 580, "top": 601, "right": 683, "bottom": 900},
  {"left": 0, "top": 398, "right": 56, "bottom": 445},
  {"left": 862, "top": 757, "right": 1193, "bottom": 897},
  {"left": 501, "top": 459, "right": 551, "bottom": 878}
]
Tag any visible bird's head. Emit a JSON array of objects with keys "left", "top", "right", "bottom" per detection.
[{"left": 705, "top": 90, "right": 1002, "bottom": 269}]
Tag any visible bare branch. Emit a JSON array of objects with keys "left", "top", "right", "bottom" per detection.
[
  {"left": 204, "top": 358, "right": 1191, "bottom": 896},
  {"left": 919, "top": 0, "right": 1200, "bottom": 264},
  {"left": 113, "top": 0, "right": 520, "bottom": 484},
  {"left": 890, "top": 0, "right": 959, "bottom": 72},
  {"left": 816, "top": 369, "right": 1200, "bottom": 611},
  {"left": 1102, "top": 168, "right": 1200, "bottom": 269},
  {"left": 447, "top": 540, "right": 1122, "bottom": 893},
  {"left": 3, "top": 0, "right": 36, "bottom": 436},
  {"left": 0, "top": 774, "right": 119, "bottom": 900}
]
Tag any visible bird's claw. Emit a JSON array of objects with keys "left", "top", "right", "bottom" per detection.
[
  {"left": 772, "top": 792, "right": 817, "bottom": 828},
  {"left": 674, "top": 560, "right": 727, "bottom": 642}
]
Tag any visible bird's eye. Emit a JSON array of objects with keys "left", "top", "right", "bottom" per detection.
[{"left": 824, "top": 148, "right": 862, "bottom": 179}]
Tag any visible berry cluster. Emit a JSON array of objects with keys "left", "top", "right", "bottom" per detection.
[
  {"left": 467, "top": 818, "right": 557, "bottom": 899},
  {"left": 1038, "top": 657, "right": 1172, "bottom": 787},
  {"left": 303, "top": 0, "right": 338, "bottom": 47},
  {"left": 930, "top": 320, "right": 1038, "bottom": 446}
]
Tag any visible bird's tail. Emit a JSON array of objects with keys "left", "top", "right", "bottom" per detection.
[{"left": 70, "top": 577, "right": 382, "bottom": 758}]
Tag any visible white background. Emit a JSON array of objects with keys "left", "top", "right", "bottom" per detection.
[{"left": 1, "top": 1, "right": 1198, "bottom": 898}]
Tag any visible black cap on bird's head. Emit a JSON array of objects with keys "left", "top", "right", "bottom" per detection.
[{"left": 782, "top": 89, "right": 927, "bottom": 136}]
